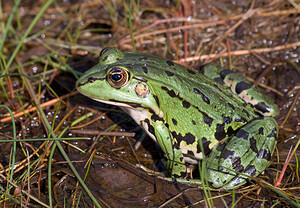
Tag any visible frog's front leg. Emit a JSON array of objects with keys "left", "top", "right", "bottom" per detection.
[
  {"left": 206, "top": 117, "right": 278, "bottom": 189},
  {"left": 143, "top": 118, "right": 187, "bottom": 177}
]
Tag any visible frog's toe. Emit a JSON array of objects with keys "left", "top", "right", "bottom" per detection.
[{"left": 206, "top": 117, "right": 278, "bottom": 189}]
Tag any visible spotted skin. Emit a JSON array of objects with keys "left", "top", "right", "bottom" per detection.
[
  {"left": 76, "top": 48, "right": 279, "bottom": 189},
  {"left": 207, "top": 117, "right": 277, "bottom": 189},
  {"left": 204, "top": 64, "right": 279, "bottom": 117}
]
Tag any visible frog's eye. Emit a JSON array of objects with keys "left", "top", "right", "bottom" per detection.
[{"left": 107, "top": 67, "right": 130, "bottom": 88}]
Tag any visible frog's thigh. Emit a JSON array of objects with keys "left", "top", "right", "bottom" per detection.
[
  {"left": 149, "top": 120, "right": 187, "bottom": 177},
  {"left": 207, "top": 117, "right": 278, "bottom": 189},
  {"left": 204, "top": 64, "right": 279, "bottom": 117}
]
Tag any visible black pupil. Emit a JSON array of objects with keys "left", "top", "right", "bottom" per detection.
[{"left": 111, "top": 73, "right": 122, "bottom": 81}]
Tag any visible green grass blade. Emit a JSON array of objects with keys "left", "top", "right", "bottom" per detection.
[
  {"left": 6, "top": 0, "right": 55, "bottom": 69},
  {"left": 129, "top": 0, "right": 136, "bottom": 51},
  {"left": 0, "top": 0, "right": 21, "bottom": 51}
]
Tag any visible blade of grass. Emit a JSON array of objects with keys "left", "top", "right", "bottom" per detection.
[
  {"left": 0, "top": 0, "right": 21, "bottom": 51},
  {"left": 129, "top": 0, "right": 136, "bottom": 51},
  {"left": 0, "top": 172, "right": 50, "bottom": 207},
  {"left": 0, "top": 137, "right": 88, "bottom": 142},
  {"left": 0, "top": 72, "right": 37, "bottom": 80},
  {"left": 198, "top": 137, "right": 213, "bottom": 207},
  {"left": 275, "top": 138, "right": 300, "bottom": 187},
  {"left": 261, "top": 182, "right": 300, "bottom": 208},
  {"left": 48, "top": 141, "right": 56, "bottom": 207},
  {"left": 0, "top": 105, "right": 17, "bottom": 189},
  {"left": 18, "top": 60, "right": 102, "bottom": 207},
  {"left": 6, "top": 0, "right": 55, "bottom": 69}
]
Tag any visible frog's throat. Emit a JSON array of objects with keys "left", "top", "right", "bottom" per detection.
[
  {"left": 120, "top": 106, "right": 158, "bottom": 143},
  {"left": 90, "top": 98, "right": 162, "bottom": 143}
]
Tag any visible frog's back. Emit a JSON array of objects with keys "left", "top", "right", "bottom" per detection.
[
  {"left": 121, "top": 51, "right": 256, "bottom": 122},
  {"left": 118, "top": 52, "right": 257, "bottom": 155}
]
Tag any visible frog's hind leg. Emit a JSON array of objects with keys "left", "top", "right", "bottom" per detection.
[
  {"left": 206, "top": 117, "right": 278, "bottom": 189},
  {"left": 204, "top": 64, "right": 279, "bottom": 117}
]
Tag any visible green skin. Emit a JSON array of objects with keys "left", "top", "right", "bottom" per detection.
[{"left": 76, "top": 48, "right": 279, "bottom": 189}]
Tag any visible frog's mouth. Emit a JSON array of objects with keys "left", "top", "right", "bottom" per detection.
[{"left": 90, "top": 97, "right": 143, "bottom": 109}]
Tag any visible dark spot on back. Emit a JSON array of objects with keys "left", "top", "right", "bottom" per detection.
[
  {"left": 235, "top": 81, "right": 252, "bottom": 94},
  {"left": 235, "top": 129, "right": 249, "bottom": 140},
  {"left": 192, "top": 120, "right": 196, "bottom": 125},
  {"left": 182, "top": 100, "right": 191, "bottom": 108},
  {"left": 213, "top": 84, "right": 222, "bottom": 92},
  {"left": 259, "top": 127, "right": 264, "bottom": 135},
  {"left": 242, "top": 109, "right": 251, "bottom": 118},
  {"left": 161, "top": 86, "right": 177, "bottom": 98},
  {"left": 267, "top": 128, "right": 277, "bottom": 138},
  {"left": 193, "top": 88, "right": 210, "bottom": 104},
  {"left": 215, "top": 123, "right": 226, "bottom": 141},
  {"left": 165, "top": 70, "right": 174, "bottom": 76},
  {"left": 222, "top": 114, "right": 232, "bottom": 124},
  {"left": 227, "top": 103, "right": 235, "bottom": 110},
  {"left": 166, "top": 60, "right": 174, "bottom": 66},
  {"left": 227, "top": 126, "right": 234, "bottom": 137},
  {"left": 203, "top": 112, "right": 214, "bottom": 127},
  {"left": 142, "top": 66, "right": 148, "bottom": 73},
  {"left": 138, "top": 57, "right": 147, "bottom": 61},
  {"left": 220, "top": 69, "right": 233, "bottom": 79},
  {"left": 234, "top": 116, "right": 247, "bottom": 123},
  {"left": 214, "top": 77, "right": 224, "bottom": 85},
  {"left": 172, "top": 118, "right": 177, "bottom": 125},
  {"left": 187, "top": 69, "right": 196, "bottom": 74}
]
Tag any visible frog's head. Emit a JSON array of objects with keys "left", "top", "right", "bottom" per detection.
[{"left": 76, "top": 47, "right": 161, "bottom": 115}]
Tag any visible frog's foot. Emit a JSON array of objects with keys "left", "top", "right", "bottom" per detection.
[
  {"left": 136, "top": 164, "right": 205, "bottom": 188},
  {"left": 206, "top": 117, "right": 278, "bottom": 189}
]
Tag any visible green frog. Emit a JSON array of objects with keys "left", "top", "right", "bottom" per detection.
[{"left": 76, "top": 48, "right": 279, "bottom": 189}]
